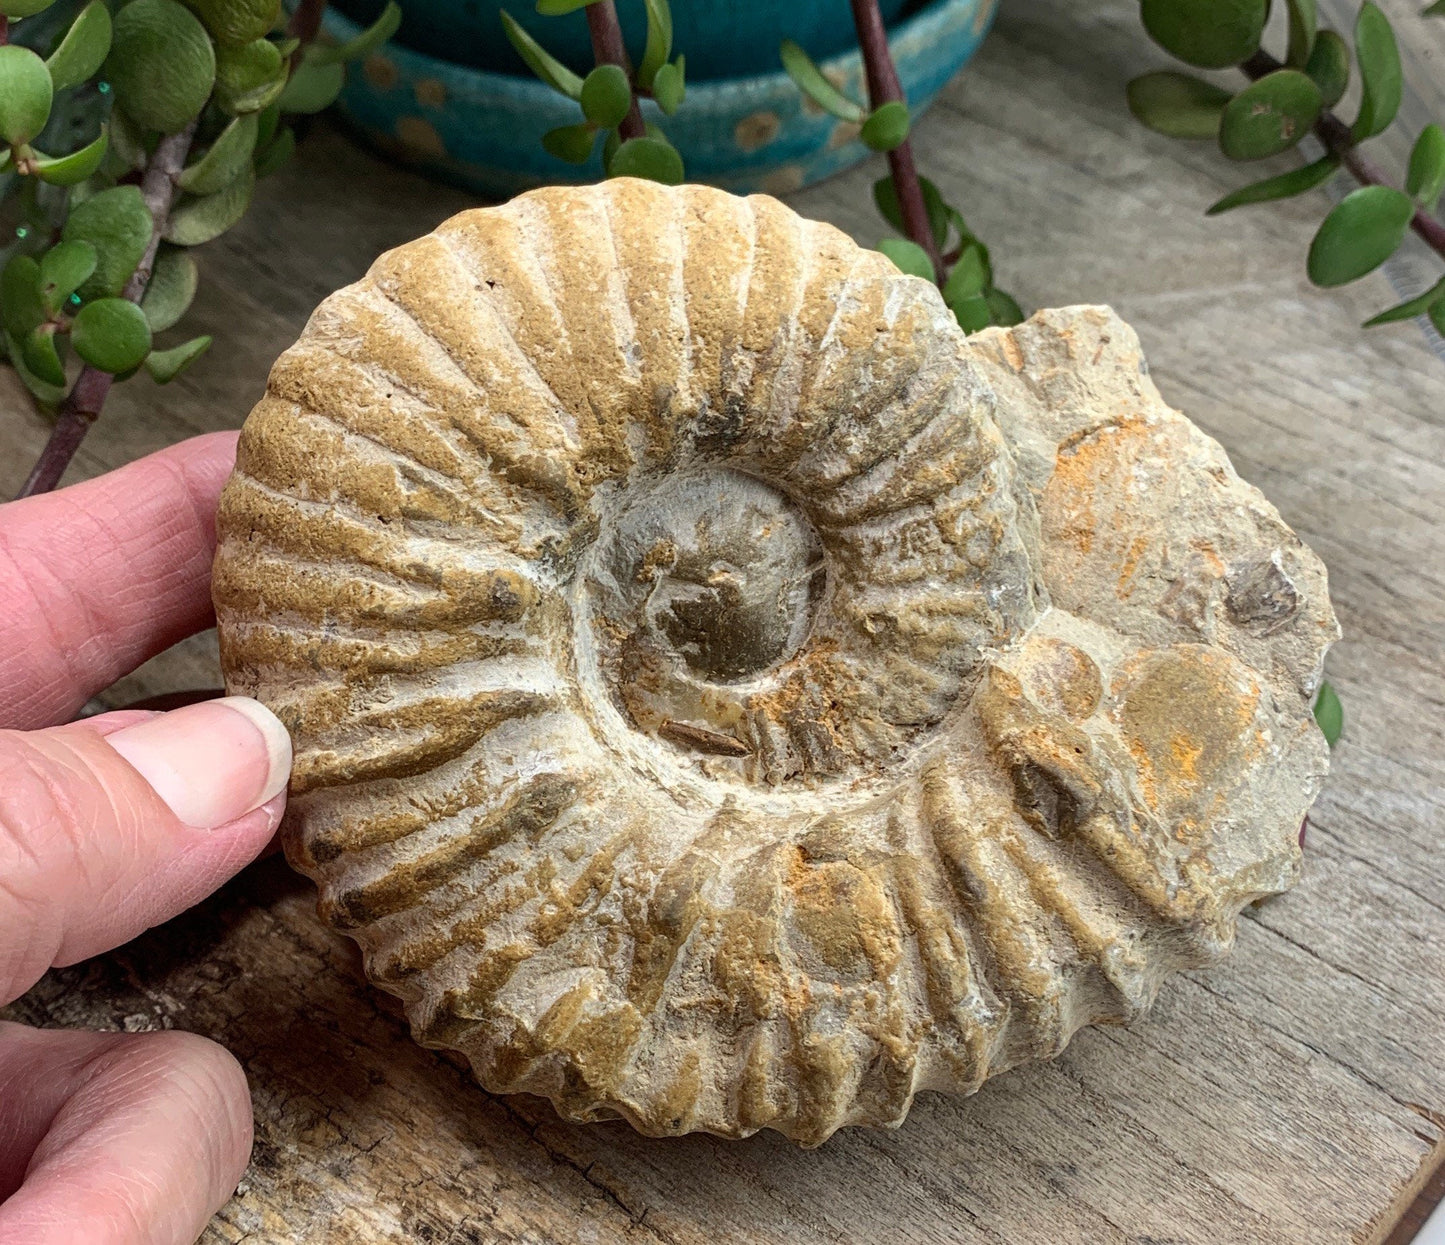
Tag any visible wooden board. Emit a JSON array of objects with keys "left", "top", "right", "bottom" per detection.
[{"left": 5, "top": 1, "right": 1445, "bottom": 1240}]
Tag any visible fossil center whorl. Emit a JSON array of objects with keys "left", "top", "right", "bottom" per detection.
[
  {"left": 578, "top": 467, "right": 826, "bottom": 756},
  {"left": 571, "top": 420, "right": 1033, "bottom": 791}
]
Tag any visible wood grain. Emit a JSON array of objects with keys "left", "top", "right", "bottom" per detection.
[{"left": 4, "top": 0, "right": 1444, "bottom": 1240}]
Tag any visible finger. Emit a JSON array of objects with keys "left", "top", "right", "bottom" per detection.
[
  {"left": 86, "top": 709, "right": 286, "bottom": 860},
  {"left": 0, "top": 1022, "right": 252, "bottom": 1245},
  {"left": 79, "top": 711, "right": 161, "bottom": 736},
  {"left": 0, "top": 431, "right": 239, "bottom": 731},
  {"left": 0, "top": 697, "right": 290, "bottom": 1005}
]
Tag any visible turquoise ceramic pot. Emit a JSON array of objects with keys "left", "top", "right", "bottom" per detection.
[
  {"left": 325, "top": 0, "right": 998, "bottom": 199},
  {"left": 335, "top": 0, "right": 914, "bottom": 81}
]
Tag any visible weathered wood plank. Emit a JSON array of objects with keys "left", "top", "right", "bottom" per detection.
[{"left": 4, "top": 0, "right": 1444, "bottom": 1240}]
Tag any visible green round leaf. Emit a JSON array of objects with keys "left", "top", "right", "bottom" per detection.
[
  {"left": 874, "top": 175, "right": 955, "bottom": 249},
  {"left": 876, "top": 237, "right": 933, "bottom": 281},
  {"left": 1304, "top": 29, "right": 1350, "bottom": 108},
  {"left": 1207, "top": 153, "right": 1339, "bottom": 215},
  {"left": 950, "top": 293, "right": 992, "bottom": 333},
  {"left": 986, "top": 287, "right": 1025, "bottom": 327},
  {"left": 215, "top": 38, "right": 286, "bottom": 114},
  {"left": 45, "top": 1, "right": 113, "bottom": 93},
  {"left": 139, "top": 245, "right": 197, "bottom": 331},
  {"left": 1219, "top": 70, "right": 1321, "bottom": 160},
  {"left": 541, "top": 123, "right": 597, "bottom": 165},
  {"left": 310, "top": 1, "right": 400, "bottom": 65},
  {"left": 1285, "top": 0, "right": 1317, "bottom": 68},
  {"left": 606, "top": 120, "right": 672, "bottom": 169},
  {"left": 607, "top": 135, "right": 683, "bottom": 185},
  {"left": 638, "top": 0, "right": 672, "bottom": 89},
  {"left": 1407, "top": 123, "right": 1445, "bottom": 211},
  {"left": 1352, "top": 1, "right": 1401, "bottom": 141},
  {"left": 1429, "top": 298, "right": 1445, "bottom": 337},
  {"left": 38, "top": 240, "right": 97, "bottom": 314},
  {"left": 1363, "top": 274, "right": 1445, "bottom": 326},
  {"left": 108, "top": 106, "right": 149, "bottom": 170},
  {"left": 1, "top": 254, "right": 46, "bottom": 339},
  {"left": 0, "top": 45, "right": 55, "bottom": 146},
  {"left": 580, "top": 64, "right": 632, "bottom": 130},
  {"left": 105, "top": 0, "right": 216, "bottom": 134},
  {"left": 70, "top": 296, "right": 152, "bottom": 372},
  {"left": 143, "top": 332, "right": 211, "bottom": 382},
  {"left": 779, "top": 39, "right": 863, "bottom": 123},
  {"left": 1306, "top": 185, "right": 1415, "bottom": 287},
  {"left": 252, "top": 124, "right": 294, "bottom": 178},
  {"left": 652, "top": 57, "right": 684, "bottom": 116},
  {"left": 860, "top": 100, "right": 910, "bottom": 153},
  {"left": 942, "top": 244, "right": 988, "bottom": 304},
  {"left": 182, "top": 0, "right": 279, "bottom": 47},
  {"left": 276, "top": 56, "right": 345, "bottom": 115},
  {"left": 0, "top": 0, "right": 57, "bottom": 17},
  {"left": 1312, "top": 681, "right": 1342, "bottom": 747},
  {"left": 255, "top": 99, "right": 281, "bottom": 148},
  {"left": 5, "top": 328, "right": 66, "bottom": 405},
  {"left": 31, "top": 125, "right": 109, "bottom": 186},
  {"left": 1140, "top": 0, "right": 1268, "bottom": 69},
  {"left": 177, "top": 112, "right": 258, "bottom": 194},
  {"left": 21, "top": 324, "right": 66, "bottom": 386},
  {"left": 164, "top": 163, "right": 255, "bottom": 245},
  {"left": 499, "top": 11, "right": 583, "bottom": 101},
  {"left": 1126, "top": 71, "right": 1232, "bottom": 139},
  {"left": 61, "top": 184, "right": 154, "bottom": 299}
]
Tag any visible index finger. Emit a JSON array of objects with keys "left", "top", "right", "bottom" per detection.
[{"left": 0, "top": 432, "right": 239, "bottom": 730}]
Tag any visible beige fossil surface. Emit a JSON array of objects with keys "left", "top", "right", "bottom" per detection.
[{"left": 212, "top": 179, "right": 1337, "bottom": 1146}]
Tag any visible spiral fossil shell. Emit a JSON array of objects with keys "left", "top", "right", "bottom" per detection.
[{"left": 213, "top": 180, "right": 1338, "bottom": 1146}]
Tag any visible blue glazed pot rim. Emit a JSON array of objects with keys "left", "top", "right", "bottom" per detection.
[
  {"left": 324, "top": 0, "right": 996, "bottom": 100},
  {"left": 324, "top": 0, "right": 996, "bottom": 198}
]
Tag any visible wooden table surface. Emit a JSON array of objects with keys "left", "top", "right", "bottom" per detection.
[{"left": 4, "top": 1, "right": 1445, "bottom": 1241}]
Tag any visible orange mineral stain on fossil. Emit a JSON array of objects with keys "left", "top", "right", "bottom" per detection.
[{"left": 1117, "top": 533, "right": 1151, "bottom": 598}]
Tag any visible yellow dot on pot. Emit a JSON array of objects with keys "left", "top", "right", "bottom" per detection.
[
  {"left": 396, "top": 116, "right": 447, "bottom": 159},
  {"left": 827, "top": 120, "right": 862, "bottom": 150},
  {"left": 760, "top": 165, "right": 804, "bottom": 195},
  {"left": 364, "top": 53, "right": 399, "bottom": 91},
  {"left": 414, "top": 78, "right": 447, "bottom": 109},
  {"left": 735, "top": 110, "right": 781, "bottom": 153}
]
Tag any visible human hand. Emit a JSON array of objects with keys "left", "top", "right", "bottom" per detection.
[{"left": 0, "top": 432, "right": 292, "bottom": 1245}]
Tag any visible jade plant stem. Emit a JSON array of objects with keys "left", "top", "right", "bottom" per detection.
[
  {"left": 16, "top": 119, "right": 198, "bottom": 500},
  {"left": 1243, "top": 49, "right": 1445, "bottom": 262},
  {"left": 848, "top": 0, "right": 945, "bottom": 282},
  {"left": 287, "top": 0, "right": 327, "bottom": 66},
  {"left": 585, "top": 0, "right": 645, "bottom": 142}
]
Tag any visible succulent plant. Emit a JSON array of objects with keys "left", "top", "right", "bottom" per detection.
[{"left": 0, "top": 0, "right": 399, "bottom": 497}]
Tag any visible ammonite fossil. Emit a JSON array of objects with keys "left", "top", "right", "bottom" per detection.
[{"left": 213, "top": 180, "right": 1338, "bottom": 1146}]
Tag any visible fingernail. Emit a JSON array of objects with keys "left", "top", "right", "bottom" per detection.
[{"left": 107, "top": 696, "right": 292, "bottom": 829}]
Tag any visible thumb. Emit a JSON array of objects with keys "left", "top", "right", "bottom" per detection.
[{"left": 0, "top": 697, "right": 291, "bottom": 1004}]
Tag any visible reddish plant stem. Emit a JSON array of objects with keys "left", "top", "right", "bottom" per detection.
[
  {"left": 848, "top": 0, "right": 945, "bottom": 283},
  {"left": 1243, "top": 50, "right": 1445, "bottom": 262},
  {"left": 126, "top": 120, "right": 199, "bottom": 300},
  {"left": 1, "top": 16, "right": 9, "bottom": 46},
  {"left": 585, "top": 1, "right": 645, "bottom": 142},
  {"left": 16, "top": 119, "right": 198, "bottom": 499},
  {"left": 287, "top": 0, "right": 327, "bottom": 48}
]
